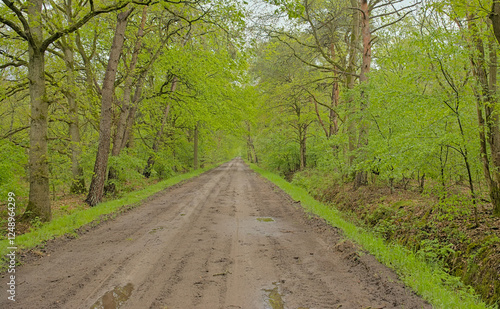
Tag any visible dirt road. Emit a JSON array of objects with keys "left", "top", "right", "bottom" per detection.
[{"left": 2, "top": 159, "right": 430, "bottom": 309}]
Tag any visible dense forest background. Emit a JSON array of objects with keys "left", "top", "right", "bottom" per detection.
[{"left": 1, "top": 0, "right": 500, "bottom": 305}]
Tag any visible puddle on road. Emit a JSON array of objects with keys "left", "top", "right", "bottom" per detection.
[
  {"left": 90, "top": 283, "right": 133, "bottom": 309},
  {"left": 256, "top": 217, "right": 275, "bottom": 222},
  {"left": 264, "top": 285, "right": 285, "bottom": 309},
  {"left": 263, "top": 282, "right": 309, "bottom": 309}
]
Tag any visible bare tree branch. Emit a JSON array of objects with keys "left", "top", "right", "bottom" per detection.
[
  {"left": 1, "top": 126, "right": 29, "bottom": 139},
  {"left": 372, "top": 10, "right": 413, "bottom": 33},
  {"left": 41, "top": 1, "right": 153, "bottom": 51}
]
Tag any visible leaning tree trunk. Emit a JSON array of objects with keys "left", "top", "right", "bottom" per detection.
[
  {"left": 106, "top": 6, "right": 148, "bottom": 193},
  {"left": 112, "top": 6, "right": 148, "bottom": 158},
  {"left": 23, "top": 0, "right": 51, "bottom": 222},
  {"left": 85, "top": 8, "right": 133, "bottom": 206}
]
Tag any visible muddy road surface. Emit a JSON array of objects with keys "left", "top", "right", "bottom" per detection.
[{"left": 2, "top": 159, "right": 430, "bottom": 309}]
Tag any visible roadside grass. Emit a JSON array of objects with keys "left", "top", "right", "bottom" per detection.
[
  {"left": 250, "top": 163, "right": 491, "bottom": 309},
  {"left": 0, "top": 164, "right": 220, "bottom": 271}
]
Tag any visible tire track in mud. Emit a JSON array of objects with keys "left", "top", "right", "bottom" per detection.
[{"left": 2, "top": 159, "right": 431, "bottom": 309}]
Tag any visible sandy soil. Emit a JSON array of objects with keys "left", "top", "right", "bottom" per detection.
[{"left": 1, "top": 158, "right": 431, "bottom": 309}]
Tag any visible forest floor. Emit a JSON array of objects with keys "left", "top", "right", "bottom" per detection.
[{"left": 0, "top": 158, "right": 430, "bottom": 309}]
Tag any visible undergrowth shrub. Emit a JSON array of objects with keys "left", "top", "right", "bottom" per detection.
[{"left": 107, "top": 153, "right": 146, "bottom": 192}]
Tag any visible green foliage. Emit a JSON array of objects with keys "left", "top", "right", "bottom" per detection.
[
  {"left": 258, "top": 132, "right": 300, "bottom": 175},
  {"left": 417, "top": 239, "right": 456, "bottom": 268},
  {"left": 435, "top": 194, "right": 473, "bottom": 222},
  {"left": 108, "top": 153, "right": 145, "bottom": 182},
  {"left": 0, "top": 141, "right": 27, "bottom": 199},
  {"left": 291, "top": 169, "right": 338, "bottom": 199}
]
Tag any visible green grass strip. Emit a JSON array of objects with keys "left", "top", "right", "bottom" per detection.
[
  {"left": 1, "top": 163, "right": 220, "bottom": 270},
  {"left": 250, "top": 163, "right": 490, "bottom": 309}
]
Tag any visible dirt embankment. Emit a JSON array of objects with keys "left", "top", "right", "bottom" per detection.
[{"left": 1, "top": 159, "right": 430, "bottom": 308}]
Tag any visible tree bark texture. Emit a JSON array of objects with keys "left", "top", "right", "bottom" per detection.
[
  {"left": 346, "top": 0, "right": 360, "bottom": 166},
  {"left": 330, "top": 82, "right": 339, "bottom": 136},
  {"left": 112, "top": 6, "right": 148, "bottom": 157},
  {"left": 193, "top": 122, "right": 199, "bottom": 170},
  {"left": 23, "top": 0, "right": 52, "bottom": 222},
  {"left": 490, "top": 1, "right": 500, "bottom": 46},
  {"left": 121, "top": 35, "right": 167, "bottom": 152},
  {"left": 244, "top": 121, "right": 258, "bottom": 163},
  {"left": 469, "top": 14, "right": 500, "bottom": 216},
  {"left": 24, "top": 0, "right": 51, "bottom": 221},
  {"left": 62, "top": 41, "right": 85, "bottom": 193},
  {"left": 106, "top": 6, "right": 148, "bottom": 193},
  {"left": 299, "top": 124, "right": 307, "bottom": 171},
  {"left": 354, "top": 0, "right": 371, "bottom": 188},
  {"left": 85, "top": 8, "right": 133, "bottom": 206},
  {"left": 330, "top": 43, "right": 339, "bottom": 137},
  {"left": 312, "top": 96, "right": 329, "bottom": 138}
]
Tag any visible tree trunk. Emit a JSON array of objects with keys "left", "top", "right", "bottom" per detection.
[
  {"left": 54, "top": 0, "right": 85, "bottom": 194},
  {"left": 244, "top": 121, "right": 253, "bottom": 162},
  {"left": 346, "top": 0, "right": 360, "bottom": 166},
  {"left": 23, "top": 0, "right": 51, "bottom": 222},
  {"left": 112, "top": 6, "right": 148, "bottom": 158},
  {"left": 354, "top": 0, "right": 371, "bottom": 189},
  {"left": 490, "top": 1, "right": 500, "bottom": 45},
  {"left": 85, "top": 8, "right": 133, "bottom": 206},
  {"left": 121, "top": 36, "right": 166, "bottom": 152},
  {"left": 419, "top": 172, "right": 425, "bottom": 194},
  {"left": 330, "top": 43, "right": 339, "bottom": 137},
  {"left": 247, "top": 138, "right": 252, "bottom": 162},
  {"left": 244, "top": 121, "right": 258, "bottom": 163},
  {"left": 121, "top": 79, "right": 143, "bottom": 151},
  {"left": 62, "top": 42, "right": 85, "bottom": 193},
  {"left": 469, "top": 13, "right": 500, "bottom": 216},
  {"left": 193, "top": 122, "right": 199, "bottom": 170},
  {"left": 75, "top": 30, "right": 99, "bottom": 97},
  {"left": 299, "top": 124, "right": 307, "bottom": 171},
  {"left": 106, "top": 6, "right": 147, "bottom": 193},
  {"left": 248, "top": 136, "right": 258, "bottom": 163},
  {"left": 312, "top": 96, "right": 329, "bottom": 138},
  {"left": 252, "top": 143, "right": 259, "bottom": 164},
  {"left": 330, "top": 81, "right": 339, "bottom": 136}
]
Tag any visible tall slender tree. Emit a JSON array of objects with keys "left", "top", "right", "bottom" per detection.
[{"left": 85, "top": 7, "right": 134, "bottom": 206}]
